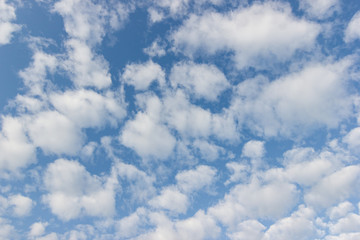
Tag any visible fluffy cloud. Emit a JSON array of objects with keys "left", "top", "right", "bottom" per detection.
[
  {"left": 299, "top": 0, "right": 339, "bottom": 19},
  {"left": 209, "top": 178, "right": 299, "bottom": 228},
  {"left": 343, "top": 127, "right": 360, "bottom": 155},
  {"left": 50, "top": 89, "right": 126, "bottom": 128},
  {"left": 344, "top": 11, "right": 360, "bottom": 43},
  {"left": 231, "top": 58, "right": 354, "bottom": 137},
  {"left": 171, "top": 2, "right": 320, "bottom": 68},
  {"left": 149, "top": 187, "right": 189, "bottom": 214},
  {"left": 27, "top": 111, "right": 84, "bottom": 155},
  {"left": 8, "top": 194, "right": 33, "bottom": 217},
  {"left": 175, "top": 165, "right": 217, "bottom": 193},
  {"left": 0, "top": 116, "right": 36, "bottom": 175},
  {"left": 42, "top": 159, "right": 116, "bottom": 221},
  {"left": 29, "top": 222, "right": 48, "bottom": 237},
  {"left": 122, "top": 60, "right": 165, "bottom": 90},
  {"left": 242, "top": 140, "right": 265, "bottom": 161},
  {"left": 170, "top": 62, "right": 229, "bottom": 101},
  {"left": 0, "top": 0, "right": 20, "bottom": 45}
]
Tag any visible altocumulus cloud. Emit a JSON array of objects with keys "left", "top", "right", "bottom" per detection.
[{"left": 0, "top": 0, "right": 360, "bottom": 239}]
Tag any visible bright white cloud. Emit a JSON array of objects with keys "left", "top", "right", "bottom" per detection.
[
  {"left": 329, "top": 213, "right": 360, "bottom": 235},
  {"left": 42, "top": 159, "right": 116, "bottom": 221},
  {"left": 305, "top": 165, "right": 360, "bottom": 209},
  {"left": 225, "top": 162, "right": 249, "bottom": 185},
  {"left": 50, "top": 89, "right": 126, "bottom": 128},
  {"left": 175, "top": 165, "right": 217, "bottom": 193},
  {"left": 193, "top": 140, "right": 224, "bottom": 161},
  {"left": 171, "top": 2, "right": 320, "bottom": 69},
  {"left": 149, "top": 187, "right": 189, "bottom": 214},
  {"left": 0, "top": 116, "right": 36, "bottom": 175},
  {"left": 8, "top": 194, "right": 33, "bottom": 217},
  {"left": 327, "top": 201, "right": 355, "bottom": 220},
  {"left": 144, "top": 39, "right": 166, "bottom": 57},
  {"left": 242, "top": 140, "right": 265, "bottom": 159},
  {"left": 227, "top": 220, "right": 265, "bottom": 240},
  {"left": 122, "top": 60, "right": 165, "bottom": 90},
  {"left": 231, "top": 58, "right": 354, "bottom": 137},
  {"left": 0, "top": 218, "right": 15, "bottom": 240},
  {"left": 344, "top": 11, "right": 360, "bottom": 43},
  {"left": 29, "top": 222, "right": 48, "bottom": 237},
  {"left": 170, "top": 62, "right": 229, "bottom": 101},
  {"left": 299, "top": 0, "right": 339, "bottom": 19},
  {"left": 27, "top": 111, "right": 84, "bottom": 155},
  {"left": 343, "top": 127, "right": 360, "bottom": 155},
  {"left": 0, "top": 0, "right": 20, "bottom": 45}
]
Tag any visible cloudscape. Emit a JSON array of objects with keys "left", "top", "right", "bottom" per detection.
[{"left": 0, "top": 0, "right": 360, "bottom": 239}]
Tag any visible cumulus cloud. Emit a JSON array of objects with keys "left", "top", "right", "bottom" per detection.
[
  {"left": 343, "top": 127, "right": 360, "bottom": 155},
  {"left": 344, "top": 11, "right": 360, "bottom": 43},
  {"left": 170, "top": 62, "right": 229, "bottom": 101},
  {"left": 149, "top": 187, "right": 189, "bottom": 214},
  {"left": 29, "top": 222, "right": 48, "bottom": 237},
  {"left": 42, "top": 159, "right": 116, "bottom": 221},
  {"left": 27, "top": 111, "right": 84, "bottom": 155},
  {"left": 231, "top": 58, "right": 354, "bottom": 137},
  {"left": 0, "top": 116, "right": 36, "bottom": 175},
  {"left": 0, "top": 0, "right": 20, "bottom": 45},
  {"left": 50, "top": 89, "right": 126, "bottom": 128},
  {"left": 175, "top": 165, "right": 217, "bottom": 193},
  {"left": 122, "top": 60, "right": 165, "bottom": 90},
  {"left": 171, "top": 2, "right": 320, "bottom": 68}
]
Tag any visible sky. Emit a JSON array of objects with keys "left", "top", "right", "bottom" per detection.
[{"left": 0, "top": 0, "right": 360, "bottom": 239}]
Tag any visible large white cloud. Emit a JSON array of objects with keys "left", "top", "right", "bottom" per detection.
[
  {"left": 42, "top": 159, "right": 117, "bottom": 221},
  {"left": 230, "top": 58, "right": 354, "bottom": 137},
  {"left": 171, "top": 2, "right": 320, "bottom": 69}
]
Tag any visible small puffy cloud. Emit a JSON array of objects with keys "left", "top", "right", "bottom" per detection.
[
  {"left": 227, "top": 220, "right": 265, "bottom": 240},
  {"left": 170, "top": 62, "right": 229, "bottom": 101},
  {"left": 193, "top": 140, "right": 224, "bottom": 161},
  {"left": 242, "top": 140, "right": 265, "bottom": 159},
  {"left": 27, "top": 111, "right": 84, "bottom": 155},
  {"left": 262, "top": 205, "right": 318, "bottom": 240},
  {"left": 50, "top": 89, "right": 126, "bottom": 128},
  {"left": 115, "top": 208, "right": 147, "bottom": 239},
  {"left": 122, "top": 60, "right": 165, "bottom": 90},
  {"left": 0, "top": 0, "right": 20, "bottom": 45},
  {"left": 0, "top": 218, "right": 15, "bottom": 240},
  {"left": 171, "top": 2, "right": 320, "bottom": 69},
  {"left": 344, "top": 11, "right": 360, "bottom": 43},
  {"left": 42, "top": 159, "right": 116, "bottom": 221},
  {"left": 343, "top": 127, "right": 360, "bottom": 154},
  {"left": 305, "top": 165, "right": 360, "bottom": 209},
  {"left": 299, "top": 0, "right": 339, "bottom": 19},
  {"left": 149, "top": 187, "right": 189, "bottom": 214},
  {"left": 8, "top": 194, "right": 33, "bottom": 217},
  {"left": 225, "top": 162, "right": 249, "bottom": 185},
  {"left": 144, "top": 39, "right": 166, "bottom": 57},
  {"left": 175, "top": 165, "right": 217, "bottom": 193},
  {"left": 29, "top": 222, "right": 48, "bottom": 237},
  {"left": 0, "top": 116, "right": 36, "bottom": 175}
]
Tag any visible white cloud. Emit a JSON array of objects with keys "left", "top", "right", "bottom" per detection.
[
  {"left": 144, "top": 39, "right": 166, "bottom": 57},
  {"left": 63, "top": 39, "right": 112, "bottom": 89},
  {"left": 242, "top": 140, "right": 265, "bottom": 159},
  {"left": 50, "top": 89, "right": 126, "bottom": 128},
  {"left": 149, "top": 187, "right": 189, "bottom": 214},
  {"left": 227, "top": 220, "right": 265, "bottom": 240},
  {"left": 42, "top": 159, "right": 116, "bottom": 221},
  {"left": 18, "top": 51, "right": 57, "bottom": 96},
  {"left": 343, "top": 127, "right": 360, "bottom": 155},
  {"left": 209, "top": 178, "right": 299, "bottom": 228},
  {"left": 170, "top": 62, "right": 230, "bottom": 101},
  {"left": 327, "top": 201, "right": 355, "bottom": 220},
  {"left": 231, "top": 58, "right": 354, "bottom": 137},
  {"left": 27, "top": 111, "right": 84, "bottom": 155},
  {"left": 225, "top": 162, "right": 249, "bottom": 185},
  {"left": 305, "top": 165, "right": 360, "bottom": 209},
  {"left": 299, "top": 0, "right": 339, "bottom": 19},
  {"left": 0, "top": 0, "right": 20, "bottom": 45},
  {"left": 122, "top": 60, "right": 165, "bottom": 90},
  {"left": 344, "top": 11, "right": 360, "bottom": 43},
  {"left": 115, "top": 208, "right": 147, "bottom": 239},
  {"left": 0, "top": 116, "right": 36, "bottom": 175},
  {"left": 171, "top": 2, "right": 320, "bottom": 69},
  {"left": 175, "top": 165, "right": 217, "bottom": 193},
  {"left": 35, "top": 233, "right": 58, "bottom": 240},
  {"left": 0, "top": 218, "right": 15, "bottom": 240},
  {"left": 193, "top": 140, "right": 224, "bottom": 161},
  {"left": 8, "top": 194, "right": 33, "bottom": 217},
  {"left": 329, "top": 213, "right": 360, "bottom": 235},
  {"left": 262, "top": 205, "right": 318, "bottom": 240},
  {"left": 29, "top": 222, "right": 48, "bottom": 237}
]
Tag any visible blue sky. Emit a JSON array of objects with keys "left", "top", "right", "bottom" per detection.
[{"left": 1, "top": 0, "right": 360, "bottom": 239}]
